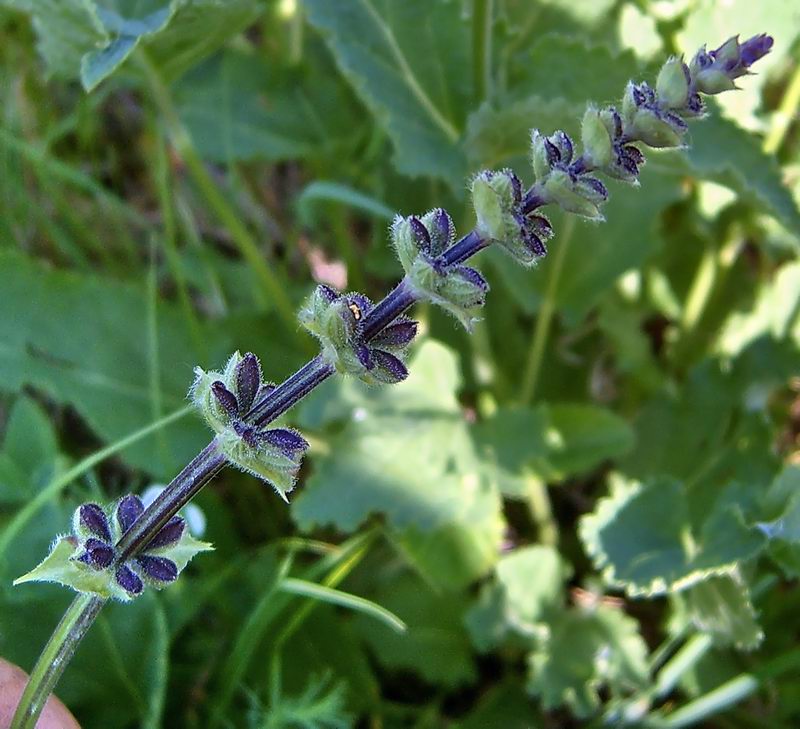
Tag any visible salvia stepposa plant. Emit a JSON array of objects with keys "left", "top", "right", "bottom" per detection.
[{"left": 10, "top": 33, "right": 774, "bottom": 729}]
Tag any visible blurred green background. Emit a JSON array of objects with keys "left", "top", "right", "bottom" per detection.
[{"left": 0, "top": 1, "right": 799, "bottom": 727}]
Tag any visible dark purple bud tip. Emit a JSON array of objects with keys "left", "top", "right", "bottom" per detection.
[
  {"left": 76, "top": 538, "right": 114, "bottom": 570},
  {"left": 371, "top": 319, "right": 418, "bottom": 348},
  {"left": 262, "top": 428, "right": 309, "bottom": 457},
  {"left": 212, "top": 381, "right": 239, "bottom": 418},
  {"left": 136, "top": 555, "right": 178, "bottom": 583},
  {"left": 523, "top": 229, "right": 547, "bottom": 258},
  {"left": 116, "top": 494, "right": 144, "bottom": 534},
  {"left": 543, "top": 137, "right": 561, "bottom": 165},
  {"left": 408, "top": 216, "right": 431, "bottom": 250},
  {"left": 457, "top": 265, "right": 489, "bottom": 293},
  {"left": 554, "top": 131, "right": 573, "bottom": 163},
  {"left": 78, "top": 503, "right": 111, "bottom": 542},
  {"left": 145, "top": 516, "right": 186, "bottom": 550},
  {"left": 505, "top": 169, "right": 522, "bottom": 204},
  {"left": 371, "top": 349, "right": 409, "bottom": 384},
  {"left": 235, "top": 353, "right": 261, "bottom": 413},
  {"left": 529, "top": 214, "right": 553, "bottom": 240},
  {"left": 583, "top": 176, "right": 609, "bottom": 201},
  {"left": 433, "top": 208, "right": 452, "bottom": 243},
  {"left": 663, "top": 110, "right": 688, "bottom": 133},
  {"left": 740, "top": 33, "right": 773, "bottom": 67},
  {"left": 355, "top": 342, "right": 373, "bottom": 369},
  {"left": 116, "top": 564, "right": 144, "bottom": 596},
  {"left": 317, "top": 284, "right": 340, "bottom": 304}
]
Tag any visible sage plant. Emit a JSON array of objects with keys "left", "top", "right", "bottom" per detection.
[{"left": 10, "top": 33, "right": 773, "bottom": 728}]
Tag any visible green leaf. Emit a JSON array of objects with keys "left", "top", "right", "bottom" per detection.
[
  {"left": 293, "top": 342, "right": 503, "bottom": 589},
  {"left": 14, "top": 537, "right": 118, "bottom": 597},
  {"left": 473, "top": 403, "right": 634, "bottom": 497},
  {"left": 466, "top": 545, "right": 570, "bottom": 651},
  {"left": 356, "top": 570, "right": 476, "bottom": 688},
  {"left": 17, "top": 0, "right": 260, "bottom": 91},
  {"left": 511, "top": 36, "right": 641, "bottom": 110},
  {"left": 304, "top": 0, "right": 470, "bottom": 188},
  {"left": 297, "top": 181, "right": 396, "bottom": 224},
  {"left": 580, "top": 475, "right": 766, "bottom": 596},
  {"left": 546, "top": 404, "right": 635, "bottom": 476},
  {"left": 176, "top": 45, "right": 363, "bottom": 165},
  {"left": 0, "top": 252, "right": 231, "bottom": 478},
  {"left": 678, "top": 574, "right": 763, "bottom": 650},
  {"left": 527, "top": 604, "right": 649, "bottom": 718},
  {"left": 662, "top": 115, "right": 800, "bottom": 233}
]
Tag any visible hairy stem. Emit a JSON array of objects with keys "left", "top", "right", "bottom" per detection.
[{"left": 10, "top": 594, "right": 107, "bottom": 729}]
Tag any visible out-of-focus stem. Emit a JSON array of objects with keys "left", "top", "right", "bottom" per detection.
[{"left": 10, "top": 594, "right": 107, "bottom": 729}]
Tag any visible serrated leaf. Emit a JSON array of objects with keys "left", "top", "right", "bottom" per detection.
[
  {"left": 580, "top": 475, "right": 766, "bottom": 596},
  {"left": 293, "top": 341, "right": 504, "bottom": 589},
  {"left": 679, "top": 573, "right": 763, "bottom": 650},
  {"left": 527, "top": 604, "right": 649, "bottom": 718},
  {"left": 466, "top": 545, "right": 570, "bottom": 651},
  {"left": 304, "top": 0, "right": 470, "bottom": 189}
]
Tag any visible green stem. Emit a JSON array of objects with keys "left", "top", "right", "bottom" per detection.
[
  {"left": 472, "top": 0, "right": 493, "bottom": 104},
  {"left": 525, "top": 474, "right": 558, "bottom": 545},
  {"left": 520, "top": 215, "right": 575, "bottom": 403},
  {"left": 135, "top": 52, "right": 306, "bottom": 351},
  {"left": 10, "top": 594, "right": 107, "bottom": 729},
  {"left": 763, "top": 60, "right": 800, "bottom": 154}
]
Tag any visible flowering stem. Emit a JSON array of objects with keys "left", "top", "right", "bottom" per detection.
[
  {"left": 520, "top": 214, "right": 576, "bottom": 403},
  {"left": 10, "top": 593, "right": 107, "bottom": 729}
]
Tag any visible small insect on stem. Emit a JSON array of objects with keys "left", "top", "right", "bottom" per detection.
[{"left": 348, "top": 302, "right": 363, "bottom": 321}]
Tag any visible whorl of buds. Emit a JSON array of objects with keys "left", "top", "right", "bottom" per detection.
[
  {"left": 190, "top": 351, "right": 309, "bottom": 500},
  {"left": 299, "top": 284, "right": 416, "bottom": 385},
  {"left": 391, "top": 209, "right": 489, "bottom": 330},
  {"left": 471, "top": 169, "right": 551, "bottom": 267},
  {"left": 14, "top": 496, "right": 211, "bottom": 601}
]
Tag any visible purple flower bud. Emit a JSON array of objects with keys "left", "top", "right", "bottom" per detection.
[
  {"left": 211, "top": 381, "right": 239, "bottom": 418},
  {"left": 408, "top": 216, "right": 431, "bottom": 252},
  {"left": 507, "top": 170, "right": 522, "bottom": 204},
  {"left": 370, "top": 349, "right": 409, "bottom": 383},
  {"left": 235, "top": 353, "right": 261, "bottom": 413},
  {"left": 663, "top": 110, "right": 688, "bottom": 133},
  {"left": 145, "top": 516, "right": 186, "bottom": 550},
  {"left": 529, "top": 214, "right": 554, "bottom": 241},
  {"left": 544, "top": 137, "right": 561, "bottom": 165},
  {"left": 261, "top": 428, "right": 309, "bottom": 457},
  {"left": 316, "top": 284, "right": 340, "bottom": 304},
  {"left": 136, "top": 555, "right": 178, "bottom": 583},
  {"left": 685, "top": 93, "right": 705, "bottom": 116},
  {"left": 76, "top": 538, "right": 114, "bottom": 570},
  {"left": 581, "top": 176, "right": 609, "bottom": 201},
  {"left": 433, "top": 208, "right": 451, "bottom": 244},
  {"left": 522, "top": 228, "right": 547, "bottom": 258},
  {"left": 116, "top": 494, "right": 144, "bottom": 534},
  {"left": 354, "top": 342, "right": 373, "bottom": 369},
  {"left": 348, "top": 293, "right": 373, "bottom": 319},
  {"left": 371, "top": 319, "right": 418, "bottom": 348},
  {"left": 78, "top": 503, "right": 111, "bottom": 542},
  {"left": 739, "top": 33, "right": 773, "bottom": 67},
  {"left": 115, "top": 564, "right": 144, "bottom": 596},
  {"left": 610, "top": 107, "right": 623, "bottom": 138},
  {"left": 553, "top": 130, "right": 573, "bottom": 163},
  {"left": 456, "top": 266, "right": 489, "bottom": 293}
]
